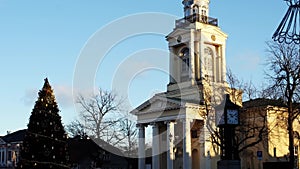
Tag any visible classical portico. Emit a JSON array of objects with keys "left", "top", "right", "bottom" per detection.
[
  {"left": 131, "top": 0, "right": 229, "bottom": 169},
  {"left": 132, "top": 95, "right": 213, "bottom": 169}
]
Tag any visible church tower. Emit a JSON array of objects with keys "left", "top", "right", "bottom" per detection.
[
  {"left": 132, "top": 1, "right": 232, "bottom": 169},
  {"left": 166, "top": 0, "right": 228, "bottom": 103}
]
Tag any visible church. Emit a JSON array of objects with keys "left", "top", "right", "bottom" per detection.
[
  {"left": 130, "top": 0, "right": 300, "bottom": 169},
  {"left": 131, "top": 0, "right": 236, "bottom": 169}
]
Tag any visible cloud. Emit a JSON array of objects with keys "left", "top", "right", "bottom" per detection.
[
  {"left": 21, "top": 89, "right": 38, "bottom": 106},
  {"left": 53, "top": 85, "right": 75, "bottom": 108},
  {"left": 22, "top": 85, "right": 76, "bottom": 109}
]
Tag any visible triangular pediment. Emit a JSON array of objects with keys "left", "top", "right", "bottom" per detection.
[
  {"left": 0, "top": 138, "right": 6, "bottom": 145},
  {"left": 166, "top": 28, "right": 190, "bottom": 40},
  {"left": 131, "top": 94, "right": 183, "bottom": 115}
]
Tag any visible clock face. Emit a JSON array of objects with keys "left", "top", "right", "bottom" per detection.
[
  {"left": 227, "top": 109, "right": 239, "bottom": 124},
  {"left": 215, "top": 110, "right": 225, "bottom": 126}
]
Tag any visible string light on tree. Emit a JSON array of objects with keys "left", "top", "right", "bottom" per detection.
[{"left": 17, "top": 78, "right": 70, "bottom": 169}]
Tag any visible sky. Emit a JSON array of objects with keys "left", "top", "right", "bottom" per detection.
[{"left": 0, "top": 0, "right": 287, "bottom": 136}]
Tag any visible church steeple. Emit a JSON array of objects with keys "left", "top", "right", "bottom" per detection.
[
  {"left": 182, "top": 0, "right": 210, "bottom": 23},
  {"left": 166, "top": 0, "right": 228, "bottom": 101}
]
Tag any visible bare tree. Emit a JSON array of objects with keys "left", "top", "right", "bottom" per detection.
[
  {"left": 67, "top": 89, "right": 139, "bottom": 157},
  {"left": 77, "top": 89, "right": 123, "bottom": 142},
  {"left": 65, "top": 120, "right": 86, "bottom": 138},
  {"left": 226, "top": 68, "right": 243, "bottom": 104},
  {"left": 227, "top": 68, "right": 259, "bottom": 101},
  {"left": 116, "top": 113, "right": 138, "bottom": 157},
  {"left": 204, "top": 70, "right": 269, "bottom": 159},
  {"left": 243, "top": 80, "right": 258, "bottom": 100},
  {"left": 265, "top": 41, "right": 300, "bottom": 168}
]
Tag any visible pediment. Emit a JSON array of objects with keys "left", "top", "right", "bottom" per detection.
[
  {"left": 0, "top": 138, "right": 6, "bottom": 145},
  {"left": 131, "top": 95, "right": 182, "bottom": 115},
  {"left": 166, "top": 28, "right": 190, "bottom": 41}
]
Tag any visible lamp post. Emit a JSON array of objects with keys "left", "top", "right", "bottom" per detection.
[{"left": 215, "top": 94, "right": 241, "bottom": 169}]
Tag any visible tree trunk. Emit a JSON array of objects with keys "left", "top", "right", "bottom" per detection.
[{"left": 288, "top": 103, "right": 295, "bottom": 169}]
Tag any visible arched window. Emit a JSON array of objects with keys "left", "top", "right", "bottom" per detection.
[
  {"left": 179, "top": 47, "right": 190, "bottom": 73},
  {"left": 201, "top": 9, "right": 208, "bottom": 23},
  {"left": 193, "top": 5, "right": 199, "bottom": 15},
  {"left": 192, "top": 5, "right": 199, "bottom": 22},
  {"left": 185, "top": 8, "right": 191, "bottom": 18},
  {"left": 179, "top": 47, "right": 190, "bottom": 82}
]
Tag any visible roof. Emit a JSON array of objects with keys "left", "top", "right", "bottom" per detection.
[
  {"left": 68, "top": 137, "right": 102, "bottom": 162},
  {"left": 131, "top": 93, "right": 203, "bottom": 115},
  {"left": 243, "top": 98, "right": 287, "bottom": 108},
  {"left": 2, "top": 129, "right": 26, "bottom": 143}
]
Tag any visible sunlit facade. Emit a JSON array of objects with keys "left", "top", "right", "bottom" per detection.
[{"left": 241, "top": 99, "right": 300, "bottom": 169}]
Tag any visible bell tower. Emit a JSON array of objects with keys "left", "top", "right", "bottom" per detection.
[
  {"left": 166, "top": 0, "right": 228, "bottom": 102},
  {"left": 132, "top": 2, "right": 235, "bottom": 169},
  {"left": 183, "top": 0, "right": 210, "bottom": 20}
]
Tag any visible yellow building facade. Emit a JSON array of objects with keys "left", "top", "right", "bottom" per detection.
[{"left": 241, "top": 99, "right": 300, "bottom": 169}]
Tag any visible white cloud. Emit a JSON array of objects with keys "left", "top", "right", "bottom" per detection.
[
  {"left": 21, "top": 88, "right": 38, "bottom": 106},
  {"left": 22, "top": 85, "right": 76, "bottom": 109},
  {"left": 53, "top": 85, "right": 75, "bottom": 108}
]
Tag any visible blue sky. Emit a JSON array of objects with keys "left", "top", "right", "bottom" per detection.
[{"left": 0, "top": 0, "right": 287, "bottom": 135}]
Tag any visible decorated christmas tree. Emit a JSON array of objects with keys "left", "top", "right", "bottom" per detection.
[{"left": 17, "top": 78, "right": 70, "bottom": 169}]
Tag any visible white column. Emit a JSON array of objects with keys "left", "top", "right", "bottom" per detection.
[
  {"left": 194, "top": 40, "right": 200, "bottom": 80},
  {"left": 4, "top": 147, "right": 6, "bottom": 166},
  {"left": 0, "top": 149, "right": 2, "bottom": 165},
  {"left": 169, "top": 47, "right": 176, "bottom": 84},
  {"left": 166, "top": 121, "right": 174, "bottom": 169},
  {"left": 183, "top": 119, "right": 192, "bottom": 169},
  {"left": 221, "top": 45, "right": 226, "bottom": 83},
  {"left": 190, "top": 30, "right": 196, "bottom": 85},
  {"left": 152, "top": 123, "right": 160, "bottom": 169},
  {"left": 138, "top": 124, "right": 146, "bottom": 169}
]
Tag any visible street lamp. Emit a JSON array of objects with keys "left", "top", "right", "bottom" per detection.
[
  {"left": 273, "top": 0, "right": 300, "bottom": 44},
  {"left": 215, "top": 94, "right": 241, "bottom": 169}
]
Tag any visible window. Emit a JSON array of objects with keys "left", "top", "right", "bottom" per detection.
[
  {"left": 185, "top": 8, "right": 191, "bottom": 17},
  {"left": 179, "top": 47, "right": 190, "bottom": 81},
  {"left": 179, "top": 48, "right": 190, "bottom": 73},
  {"left": 201, "top": 9, "right": 207, "bottom": 16},
  {"left": 201, "top": 10, "right": 208, "bottom": 23},
  {"left": 193, "top": 5, "right": 199, "bottom": 14}
]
